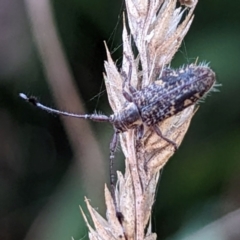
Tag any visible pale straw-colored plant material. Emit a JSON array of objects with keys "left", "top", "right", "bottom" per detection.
[{"left": 81, "top": 0, "right": 198, "bottom": 239}]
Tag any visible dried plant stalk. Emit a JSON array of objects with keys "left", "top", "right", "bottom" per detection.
[{"left": 82, "top": 0, "right": 198, "bottom": 239}]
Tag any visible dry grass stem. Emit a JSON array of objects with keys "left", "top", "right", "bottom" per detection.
[{"left": 83, "top": 0, "right": 199, "bottom": 239}]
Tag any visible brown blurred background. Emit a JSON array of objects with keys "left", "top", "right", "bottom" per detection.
[{"left": 0, "top": 0, "right": 240, "bottom": 239}]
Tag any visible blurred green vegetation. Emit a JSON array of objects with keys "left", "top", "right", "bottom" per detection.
[{"left": 0, "top": 0, "right": 239, "bottom": 239}]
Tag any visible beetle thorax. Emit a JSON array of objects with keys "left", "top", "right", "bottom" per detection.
[{"left": 110, "top": 102, "right": 142, "bottom": 132}]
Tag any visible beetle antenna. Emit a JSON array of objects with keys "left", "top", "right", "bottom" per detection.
[{"left": 19, "top": 93, "right": 110, "bottom": 123}]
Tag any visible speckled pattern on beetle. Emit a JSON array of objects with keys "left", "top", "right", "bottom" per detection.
[{"left": 112, "top": 64, "right": 216, "bottom": 132}]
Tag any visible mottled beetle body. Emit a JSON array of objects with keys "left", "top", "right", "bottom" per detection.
[
  {"left": 110, "top": 64, "right": 216, "bottom": 131},
  {"left": 20, "top": 63, "right": 217, "bottom": 208}
]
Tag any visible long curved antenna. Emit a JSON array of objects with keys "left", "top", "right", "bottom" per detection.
[{"left": 19, "top": 93, "right": 111, "bottom": 123}]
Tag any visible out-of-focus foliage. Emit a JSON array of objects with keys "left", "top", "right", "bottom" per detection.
[{"left": 0, "top": 0, "right": 239, "bottom": 239}]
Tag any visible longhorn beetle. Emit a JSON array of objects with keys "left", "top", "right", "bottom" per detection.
[{"left": 19, "top": 62, "right": 216, "bottom": 205}]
